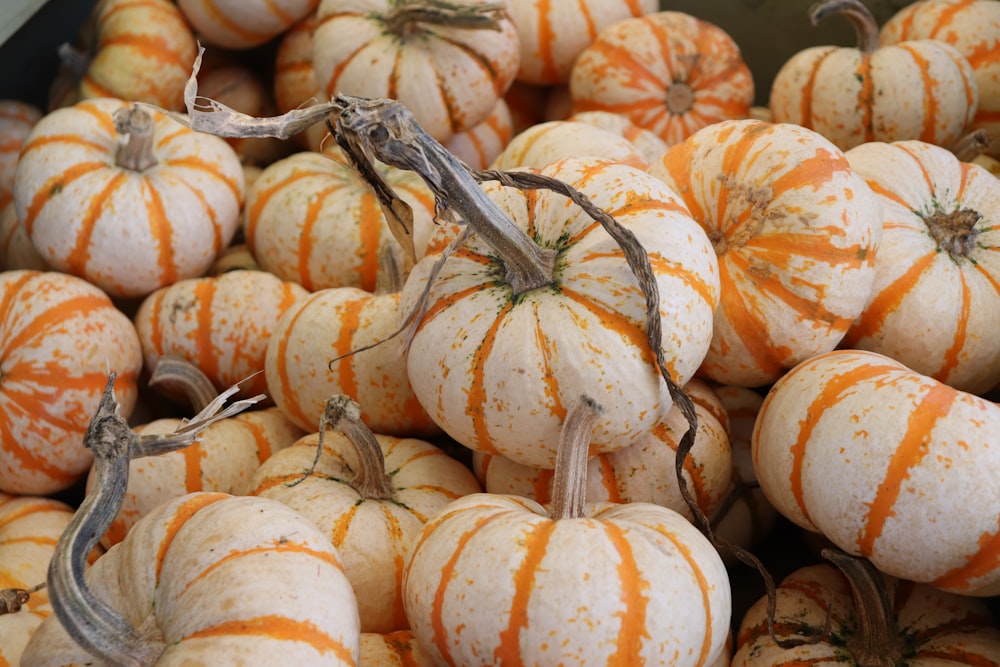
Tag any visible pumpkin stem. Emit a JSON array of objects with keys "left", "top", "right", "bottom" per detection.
[
  {"left": 0, "top": 582, "right": 44, "bottom": 615},
  {"left": 666, "top": 81, "right": 695, "bottom": 115},
  {"left": 822, "top": 548, "right": 905, "bottom": 666},
  {"left": 920, "top": 206, "right": 981, "bottom": 260},
  {"left": 382, "top": 0, "right": 506, "bottom": 37},
  {"left": 45, "top": 374, "right": 263, "bottom": 665},
  {"left": 113, "top": 104, "right": 158, "bottom": 172},
  {"left": 949, "top": 129, "right": 995, "bottom": 163},
  {"left": 319, "top": 395, "right": 395, "bottom": 500},
  {"left": 147, "top": 355, "right": 219, "bottom": 413},
  {"left": 549, "top": 395, "right": 604, "bottom": 521},
  {"left": 809, "top": 0, "right": 880, "bottom": 54}
]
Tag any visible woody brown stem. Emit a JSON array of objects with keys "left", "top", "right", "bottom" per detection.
[
  {"left": 321, "top": 395, "right": 394, "bottom": 500},
  {"left": 147, "top": 355, "right": 218, "bottom": 413},
  {"left": 822, "top": 548, "right": 905, "bottom": 667},
  {"left": 549, "top": 395, "right": 603, "bottom": 521},
  {"left": 113, "top": 105, "right": 158, "bottom": 172},
  {"left": 382, "top": 0, "right": 505, "bottom": 36},
  {"left": 0, "top": 582, "right": 44, "bottom": 615},
  {"left": 809, "top": 0, "right": 880, "bottom": 53}
]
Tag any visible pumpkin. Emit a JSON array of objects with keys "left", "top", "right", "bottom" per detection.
[
  {"left": 0, "top": 202, "right": 48, "bottom": 272},
  {"left": 249, "top": 395, "right": 481, "bottom": 633},
  {"left": 507, "top": 0, "right": 657, "bottom": 86},
  {"left": 445, "top": 97, "right": 513, "bottom": 171},
  {"left": 0, "top": 494, "right": 103, "bottom": 667},
  {"left": 21, "top": 492, "right": 361, "bottom": 665},
  {"left": 177, "top": 0, "right": 319, "bottom": 50},
  {"left": 489, "top": 118, "right": 650, "bottom": 170},
  {"left": 647, "top": 118, "right": 883, "bottom": 388},
  {"left": 566, "top": 110, "right": 669, "bottom": 165},
  {"left": 472, "top": 377, "right": 732, "bottom": 521},
  {"left": 272, "top": 11, "right": 328, "bottom": 152},
  {"left": 752, "top": 348, "right": 1000, "bottom": 596},
  {"left": 569, "top": 10, "right": 755, "bottom": 147},
  {"left": 13, "top": 98, "right": 245, "bottom": 299},
  {"left": 841, "top": 139, "right": 1000, "bottom": 394},
  {"left": 134, "top": 269, "right": 307, "bottom": 402},
  {"left": 0, "top": 101, "right": 42, "bottom": 210},
  {"left": 401, "top": 155, "right": 719, "bottom": 468},
  {"left": 769, "top": 0, "right": 978, "bottom": 151},
  {"left": 76, "top": 0, "right": 198, "bottom": 111},
  {"left": 881, "top": 0, "right": 1000, "bottom": 136},
  {"left": 244, "top": 147, "right": 437, "bottom": 291},
  {"left": 360, "top": 629, "right": 435, "bottom": 666},
  {"left": 402, "top": 395, "right": 732, "bottom": 666},
  {"left": 311, "top": 0, "right": 521, "bottom": 143},
  {"left": 0, "top": 270, "right": 142, "bottom": 495},
  {"left": 733, "top": 554, "right": 1000, "bottom": 665}
]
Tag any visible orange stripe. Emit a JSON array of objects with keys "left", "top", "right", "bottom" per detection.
[
  {"left": 154, "top": 493, "right": 227, "bottom": 579},
  {"left": 841, "top": 252, "right": 936, "bottom": 346},
  {"left": 18, "top": 160, "right": 107, "bottom": 237},
  {"left": 357, "top": 190, "right": 382, "bottom": 292},
  {"left": 141, "top": 178, "right": 178, "bottom": 289},
  {"left": 332, "top": 296, "right": 367, "bottom": 406},
  {"left": 662, "top": 525, "right": 715, "bottom": 666},
  {"left": 465, "top": 299, "right": 514, "bottom": 454},
  {"left": 65, "top": 171, "right": 129, "bottom": 275},
  {"left": 932, "top": 515, "right": 1000, "bottom": 592},
  {"left": 604, "top": 522, "right": 649, "bottom": 665},
  {"left": 495, "top": 519, "right": 555, "bottom": 664},
  {"left": 184, "top": 615, "right": 354, "bottom": 659},
  {"left": 857, "top": 382, "right": 956, "bottom": 556},
  {"left": 192, "top": 279, "right": 220, "bottom": 388},
  {"left": 180, "top": 542, "right": 341, "bottom": 597},
  {"left": 269, "top": 299, "right": 313, "bottom": 429},
  {"left": 296, "top": 183, "right": 336, "bottom": 291}
]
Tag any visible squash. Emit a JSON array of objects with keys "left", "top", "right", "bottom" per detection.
[
  {"left": 769, "top": 0, "right": 978, "bottom": 151},
  {"left": 13, "top": 99, "right": 245, "bottom": 299},
  {"left": 249, "top": 395, "right": 481, "bottom": 633},
  {"left": 0, "top": 101, "right": 42, "bottom": 211},
  {"left": 841, "top": 138, "right": 1000, "bottom": 394},
  {"left": 177, "top": 0, "right": 319, "bottom": 50},
  {"left": 272, "top": 11, "right": 329, "bottom": 152},
  {"left": 0, "top": 202, "right": 48, "bottom": 271},
  {"left": 569, "top": 10, "right": 755, "bottom": 147},
  {"left": 647, "top": 118, "right": 883, "bottom": 387},
  {"left": 489, "top": 118, "right": 649, "bottom": 170},
  {"left": 752, "top": 348, "right": 1000, "bottom": 596},
  {"left": 311, "top": 0, "right": 521, "bottom": 143},
  {"left": 881, "top": 0, "right": 1000, "bottom": 136},
  {"left": 360, "top": 629, "right": 435, "bottom": 666},
  {"left": 445, "top": 98, "right": 513, "bottom": 171},
  {"left": 566, "top": 110, "right": 668, "bottom": 165},
  {"left": 507, "top": 0, "right": 657, "bottom": 85},
  {"left": 0, "top": 270, "right": 142, "bottom": 495},
  {"left": 402, "top": 395, "right": 732, "bottom": 666}
]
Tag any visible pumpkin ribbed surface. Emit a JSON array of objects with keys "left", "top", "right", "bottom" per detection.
[
  {"left": 178, "top": 0, "right": 319, "bottom": 49},
  {"left": 753, "top": 349, "right": 1000, "bottom": 596}
]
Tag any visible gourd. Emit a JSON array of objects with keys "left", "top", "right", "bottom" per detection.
[
  {"left": 177, "top": 0, "right": 319, "bottom": 50},
  {"left": 0, "top": 100, "right": 42, "bottom": 210},
  {"left": 489, "top": 119, "right": 649, "bottom": 170},
  {"left": 445, "top": 98, "right": 513, "bottom": 171},
  {"left": 13, "top": 99, "right": 244, "bottom": 299},
  {"left": 569, "top": 10, "right": 755, "bottom": 147},
  {"left": 769, "top": 0, "right": 978, "bottom": 151},
  {"left": 566, "top": 110, "right": 669, "bottom": 165}
]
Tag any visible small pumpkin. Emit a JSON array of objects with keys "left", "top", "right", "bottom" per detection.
[
  {"left": 0, "top": 202, "right": 48, "bottom": 272},
  {"left": 445, "top": 98, "right": 513, "bottom": 171},
  {"left": 311, "top": 0, "right": 521, "bottom": 143},
  {"left": 566, "top": 110, "right": 669, "bottom": 165},
  {"left": 177, "top": 0, "right": 319, "bottom": 50},
  {"left": 569, "top": 10, "right": 755, "bottom": 147},
  {"left": 360, "top": 629, "right": 435, "bottom": 666},
  {"left": 272, "top": 11, "right": 328, "bottom": 151},
  {"left": 0, "top": 101, "right": 42, "bottom": 210},
  {"left": 489, "top": 118, "right": 650, "bottom": 170},
  {"left": 13, "top": 99, "right": 245, "bottom": 299},
  {"left": 769, "top": 0, "right": 978, "bottom": 151}
]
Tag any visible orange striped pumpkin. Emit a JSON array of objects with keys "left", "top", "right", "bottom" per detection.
[
  {"left": 769, "top": 0, "right": 978, "bottom": 151},
  {"left": 245, "top": 148, "right": 437, "bottom": 291},
  {"left": 445, "top": 98, "right": 513, "bottom": 171},
  {"left": 20, "top": 492, "right": 361, "bottom": 664},
  {"left": 733, "top": 562, "right": 1000, "bottom": 665},
  {"left": 78, "top": 0, "right": 198, "bottom": 110},
  {"left": 472, "top": 378, "right": 732, "bottom": 521},
  {"left": 647, "top": 119, "right": 883, "bottom": 388},
  {"left": 569, "top": 11, "right": 754, "bottom": 147},
  {"left": 91, "top": 406, "right": 305, "bottom": 548},
  {"left": 249, "top": 411, "right": 482, "bottom": 633},
  {"left": 752, "top": 349, "right": 1000, "bottom": 596},
  {"left": 134, "top": 269, "right": 308, "bottom": 401},
  {"left": 273, "top": 11, "right": 328, "bottom": 152},
  {"left": 507, "top": 0, "right": 657, "bottom": 85},
  {"left": 311, "top": 0, "right": 521, "bottom": 143},
  {"left": 881, "top": 0, "right": 1000, "bottom": 136},
  {"left": 401, "top": 156, "right": 719, "bottom": 469},
  {"left": 0, "top": 494, "right": 103, "bottom": 667},
  {"left": 841, "top": 139, "right": 1000, "bottom": 394},
  {"left": 0, "top": 101, "right": 42, "bottom": 211},
  {"left": 13, "top": 98, "right": 245, "bottom": 299},
  {"left": 360, "top": 630, "right": 435, "bottom": 666},
  {"left": 177, "top": 0, "right": 320, "bottom": 49},
  {"left": 0, "top": 270, "right": 143, "bottom": 495},
  {"left": 0, "top": 202, "right": 48, "bottom": 272},
  {"left": 489, "top": 118, "right": 650, "bottom": 170},
  {"left": 567, "top": 110, "right": 669, "bottom": 165}
]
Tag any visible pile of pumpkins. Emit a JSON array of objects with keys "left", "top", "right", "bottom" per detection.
[{"left": 1, "top": 0, "right": 1000, "bottom": 664}]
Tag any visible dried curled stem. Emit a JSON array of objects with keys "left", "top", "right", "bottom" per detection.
[
  {"left": 809, "top": 0, "right": 880, "bottom": 53},
  {"left": 47, "top": 374, "right": 263, "bottom": 666},
  {"left": 381, "top": 0, "right": 506, "bottom": 35},
  {"left": 0, "top": 582, "right": 45, "bottom": 615},
  {"left": 147, "top": 355, "right": 219, "bottom": 413}
]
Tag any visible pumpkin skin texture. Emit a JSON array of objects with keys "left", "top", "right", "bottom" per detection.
[
  {"left": 569, "top": 11, "right": 755, "bottom": 148},
  {"left": 134, "top": 270, "right": 308, "bottom": 401},
  {"left": 245, "top": 149, "right": 437, "bottom": 291},
  {"left": 78, "top": 0, "right": 198, "bottom": 110},
  {"left": 13, "top": 98, "right": 245, "bottom": 299},
  {"left": 0, "top": 202, "right": 48, "bottom": 272},
  {"left": 507, "top": 0, "right": 657, "bottom": 85},
  {"left": 648, "top": 119, "right": 883, "bottom": 388},
  {"left": 732, "top": 563, "right": 1000, "bottom": 666},
  {"left": 489, "top": 119, "right": 650, "bottom": 170},
  {"left": 0, "top": 494, "right": 103, "bottom": 667},
  {"left": 0, "top": 270, "right": 142, "bottom": 495},
  {"left": 249, "top": 430, "right": 482, "bottom": 633},
  {"left": 769, "top": 2, "right": 978, "bottom": 151},
  {"left": 312, "top": 0, "right": 521, "bottom": 143},
  {"left": 752, "top": 349, "right": 1000, "bottom": 597},
  {"left": 842, "top": 139, "right": 1000, "bottom": 395},
  {"left": 567, "top": 110, "right": 669, "bottom": 166},
  {"left": 445, "top": 98, "right": 514, "bottom": 171},
  {"left": 360, "top": 630, "right": 435, "bottom": 666},
  {"left": 178, "top": 0, "right": 319, "bottom": 49},
  {"left": 20, "top": 492, "right": 361, "bottom": 666},
  {"left": 881, "top": 0, "right": 1000, "bottom": 136},
  {"left": 402, "top": 493, "right": 731, "bottom": 666},
  {"left": 401, "top": 156, "right": 720, "bottom": 469}
]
